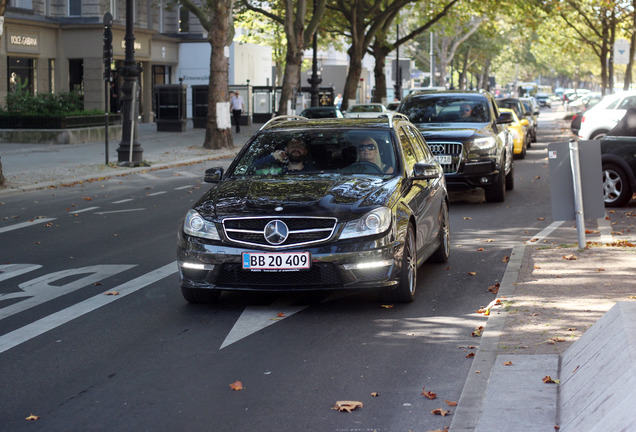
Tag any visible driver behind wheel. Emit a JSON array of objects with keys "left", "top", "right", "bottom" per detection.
[{"left": 358, "top": 136, "right": 394, "bottom": 174}]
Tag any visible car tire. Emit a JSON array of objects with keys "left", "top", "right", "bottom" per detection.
[
  {"left": 591, "top": 130, "right": 609, "bottom": 140},
  {"left": 484, "top": 172, "right": 506, "bottom": 203},
  {"left": 381, "top": 224, "right": 417, "bottom": 303},
  {"left": 429, "top": 202, "right": 450, "bottom": 264},
  {"left": 602, "top": 164, "right": 633, "bottom": 207},
  {"left": 505, "top": 161, "right": 515, "bottom": 191},
  {"left": 181, "top": 287, "right": 221, "bottom": 304}
]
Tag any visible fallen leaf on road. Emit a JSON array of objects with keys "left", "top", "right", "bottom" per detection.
[
  {"left": 467, "top": 272, "right": 477, "bottom": 276},
  {"left": 596, "top": 268, "right": 605, "bottom": 272},
  {"left": 462, "top": 217, "right": 472, "bottom": 220},
  {"left": 333, "top": 401, "right": 363, "bottom": 412},
  {"left": 276, "top": 312, "right": 285, "bottom": 317},
  {"left": 25, "top": 414, "right": 39, "bottom": 421},
  {"left": 371, "top": 392, "right": 379, "bottom": 397},
  {"left": 105, "top": 291, "right": 119, "bottom": 296},
  {"left": 229, "top": 380, "right": 243, "bottom": 391},
  {"left": 502, "top": 255, "right": 510, "bottom": 263},
  {"left": 421, "top": 387, "right": 437, "bottom": 399},
  {"left": 431, "top": 408, "right": 450, "bottom": 416},
  {"left": 380, "top": 304, "right": 394, "bottom": 309},
  {"left": 476, "top": 248, "right": 485, "bottom": 251},
  {"left": 504, "top": 361, "right": 513, "bottom": 366},
  {"left": 472, "top": 326, "right": 484, "bottom": 337},
  {"left": 445, "top": 400, "right": 458, "bottom": 406},
  {"left": 567, "top": 328, "right": 577, "bottom": 331},
  {"left": 538, "top": 217, "right": 545, "bottom": 221},
  {"left": 542, "top": 376, "right": 560, "bottom": 384},
  {"left": 487, "top": 283, "right": 500, "bottom": 294},
  {"left": 81, "top": 197, "right": 93, "bottom": 201},
  {"left": 562, "top": 254, "right": 577, "bottom": 260},
  {"left": 466, "top": 352, "right": 475, "bottom": 358}
]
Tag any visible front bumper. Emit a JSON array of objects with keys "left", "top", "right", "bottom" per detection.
[
  {"left": 444, "top": 159, "right": 500, "bottom": 190},
  {"left": 177, "top": 232, "right": 402, "bottom": 292}
]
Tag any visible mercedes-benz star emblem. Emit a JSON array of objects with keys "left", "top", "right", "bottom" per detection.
[{"left": 264, "top": 220, "right": 289, "bottom": 245}]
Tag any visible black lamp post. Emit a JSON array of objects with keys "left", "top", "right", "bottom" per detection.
[
  {"left": 116, "top": 0, "right": 143, "bottom": 164},
  {"left": 307, "top": 3, "right": 322, "bottom": 107},
  {"left": 394, "top": 23, "right": 401, "bottom": 101}
]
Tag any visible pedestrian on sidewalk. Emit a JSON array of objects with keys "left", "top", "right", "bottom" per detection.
[{"left": 230, "top": 91, "right": 244, "bottom": 133}]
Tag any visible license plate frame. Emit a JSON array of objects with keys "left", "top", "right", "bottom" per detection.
[
  {"left": 242, "top": 251, "right": 311, "bottom": 271},
  {"left": 434, "top": 155, "right": 452, "bottom": 165}
]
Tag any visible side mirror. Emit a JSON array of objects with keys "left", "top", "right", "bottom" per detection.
[
  {"left": 497, "top": 112, "right": 514, "bottom": 124},
  {"left": 413, "top": 162, "right": 441, "bottom": 180},
  {"left": 520, "top": 119, "right": 529, "bottom": 126},
  {"left": 204, "top": 167, "right": 224, "bottom": 183}
]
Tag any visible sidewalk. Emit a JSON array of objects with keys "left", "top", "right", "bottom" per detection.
[{"left": 0, "top": 120, "right": 261, "bottom": 194}]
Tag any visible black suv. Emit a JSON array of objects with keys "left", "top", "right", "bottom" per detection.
[
  {"left": 177, "top": 114, "right": 450, "bottom": 303},
  {"left": 397, "top": 90, "right": 514, "bottom": 202}
]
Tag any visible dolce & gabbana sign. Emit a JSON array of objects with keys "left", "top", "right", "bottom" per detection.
[{"left": 8, "top": 31, "right": 39, "bottom": 53}]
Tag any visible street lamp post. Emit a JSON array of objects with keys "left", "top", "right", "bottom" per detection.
[
  {"left": 116, "top": 0, "right": 143, "bottom": 164},
  {"left": 307, "top": 24, "right": 322, "bottom": 107}
]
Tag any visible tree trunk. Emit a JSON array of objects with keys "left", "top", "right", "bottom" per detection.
[
  {"left": 342, "top": 44, "right": 365, "bottom": 111},
  {"left": 276, "top": 49, "right": 302, "bottom": 116},
  {"left": 371, "top": 38, "right": 391, "bottom": 104},
  {"left": 203, "top": 0, "right": 233, "bottom": 150},
  {"left": 0, "top": 0, "right": 7, "bottom": 186}
]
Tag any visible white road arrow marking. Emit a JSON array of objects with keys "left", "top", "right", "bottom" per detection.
[
  {"left": 0, "top": 218, "right": 56, "bottom": 234},
  {"left": 220, "top": 291, "right": 355, "bottom": 349}
]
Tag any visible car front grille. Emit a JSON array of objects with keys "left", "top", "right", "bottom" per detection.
[
  {"left": 216, "top": 262, "right": 341, "bottom": 288},
  {"left": 427, "top": 142, "right": 463, "bottom": 174},
  {"left": 223, "top": 216, "right": 337, "bottom": 249}
]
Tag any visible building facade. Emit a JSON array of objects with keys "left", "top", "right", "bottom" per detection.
[{"left": 0, "top": 0, "right": 208, "bottom": 122}]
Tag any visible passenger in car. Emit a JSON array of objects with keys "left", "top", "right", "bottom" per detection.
[
  {"left": 460, "top": 103, "right": 474, "bottom": 119},
  {"left": 358, "top": 137, "right": 394, "bottom": 173},
  {"left": 253, "top": 137, "right": 315, "bottom": 173}
]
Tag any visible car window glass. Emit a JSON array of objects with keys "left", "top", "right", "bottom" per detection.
[
  {"left": 398, "top": 127, "right": 419, "bottom": 174},
  {"left": 400, "top": 95, "right": 489, "bottom": 123},
  {"left": 618, "top": 96, "right": 636, "bottom": 110},
  {"left": 404, "top": 125, "right": 431, "bottom": 160},
  {"left": 230, "top": 129, "right": 396, "bottom": 176}
]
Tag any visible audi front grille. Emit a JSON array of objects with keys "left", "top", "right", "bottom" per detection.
[{"left": 427, "top": 142, "right": 463, "bottom": 174}]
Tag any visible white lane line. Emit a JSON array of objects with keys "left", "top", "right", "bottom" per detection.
[
  {"left": 0, "top": 218, "right": 56, "bottom": 234},
  {"left": 0, "top": 262, "right": 177, "bottom": 354},
  {"left": 94, "top": 208, "right": 146, "bottom": 215},
  {"left": 112, "top": 199, "right": 134, "bottom": 204},
  {"left": 174, "top": 185, "right": 195, "bottom": 190},
  {"left": 71, "top": 207, "right": 99, "bottom": 214},
  {"left": 138, "top": 173, "right": 160, "bottom": 180},
  {"left": 174, "top": 171, "right": 200, "bottom": 178},
  {"left": 146, "top": 191, "right": 167, "bottom": 197}
]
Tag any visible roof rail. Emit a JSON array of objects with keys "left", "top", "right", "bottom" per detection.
[
  {"left": 388, "top": 112, "right": 409, "bottom": 128},
  {"left": 260, "top": 115, "right": 308, "bottom": 130}
]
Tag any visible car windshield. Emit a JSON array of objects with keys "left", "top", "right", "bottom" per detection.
[
  {"left": 301, "top": 108, "right": 336, "bottom": 118},
  {"left": 230, "top": 129, "right": 397, "bottom": 176},
  {"left": 400, "top": 95, "right": 490, "bottom": 123},
  {"left": 350, "top": 105, "right": 383, "bottom": 113}
]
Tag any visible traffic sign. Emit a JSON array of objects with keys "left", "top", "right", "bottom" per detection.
[{"left": 614, "top": 39, "right": 630, "bottom": 65}]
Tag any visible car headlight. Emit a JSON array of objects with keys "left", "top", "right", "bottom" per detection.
[
  {"left": 473, "top": 137, "right": 496, "bottom": 151},
  {"left": 340, "top": 207, "right": 392, "bottom": 239},
  {"left": 183, "top": 209, "right": 220, "bottom": 240},
  {"left": 510, "top": 130, "right": 520, "bottom": 140}
]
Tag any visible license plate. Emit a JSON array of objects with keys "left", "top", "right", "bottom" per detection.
[
  {"left": 435, "top": 155, "right": 452, "bottom": 164},
  {"left": 242, "top": 252, "right": 311, "bottom": 271}
]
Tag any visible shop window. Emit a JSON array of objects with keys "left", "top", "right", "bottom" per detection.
[
  {"left": 179, "top": 6, "right": 189, "bottom": 33},
  {"left": 11, "top": 0, "right": 33, "bottom": 9},
  {"left": 69, "top": 59, "right": 84, "bottom": 93},
  {"left": 152, "top": 65, "right": 171, "bottom": 86},
  {"left": 69, "top": 0, "right": 81, "bottom": 16},
  {"left": 49, "top": 59, "right": 55, "bottom": 93},
  {"left": 8, "top": 57, "right": 36, "bottom": 94}
]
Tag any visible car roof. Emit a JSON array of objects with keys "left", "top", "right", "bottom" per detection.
[{"left": 259, "top": 114, "right": 411, "bottom": 132}]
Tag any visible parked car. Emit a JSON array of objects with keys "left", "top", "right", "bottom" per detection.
[
  {"left": 519, "top": 97, "right": 540, "bottom": 142},
  {"left": 386, "top": 102, "right": 399, "bottom": 113},
  {"left": 299, "top": 106, "right": 344, "bottom": 118},
  {"left": 177, "top": 114, "right": 450, "bottom": 304},
  {"left": 599, "top": 107, "right": 636, "bottom": 206},
  {"left": 569, "top": 93, "right": 602, "bottom": 135},
  {"left": 497, "top": 98, "right": 532, "bottom": 145},
  {"left": 536, "top": 93, "right": 552, "bottom": 108},
  {"left": 343, "top": 103, "right": 389, "bottom": 118},
  {"left": 578, "top": 90, "right": 636, "bottom": 140},
  {"left": 499, "top": 108, "right": 530, "bottom": 159},
  {"left": 397, "top": 90, "right": 514, "bottom": 202}
]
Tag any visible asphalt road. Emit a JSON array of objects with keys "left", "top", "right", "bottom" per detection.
[{"left": 0, "top": 107, "right": 569, "bottom": 432}]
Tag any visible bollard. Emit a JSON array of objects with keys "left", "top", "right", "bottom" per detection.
[{"left": 569, "top": 139, "right": 586, "bottom": 248}]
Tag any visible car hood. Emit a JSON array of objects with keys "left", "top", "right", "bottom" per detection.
[
  {"left": 413, "top": 122, "right": 491, "bottom": 141},
  {"left": 194, "top": 175, "right": 400, "bottom": 220}
]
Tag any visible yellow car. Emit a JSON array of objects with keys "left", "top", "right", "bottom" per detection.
[{"left": 499, "top": 108, "right": 529, "bottom": 159}]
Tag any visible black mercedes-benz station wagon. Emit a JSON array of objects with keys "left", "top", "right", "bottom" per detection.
[{"left": 177, "top": 114, "right": 450, "bottom": 303}]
